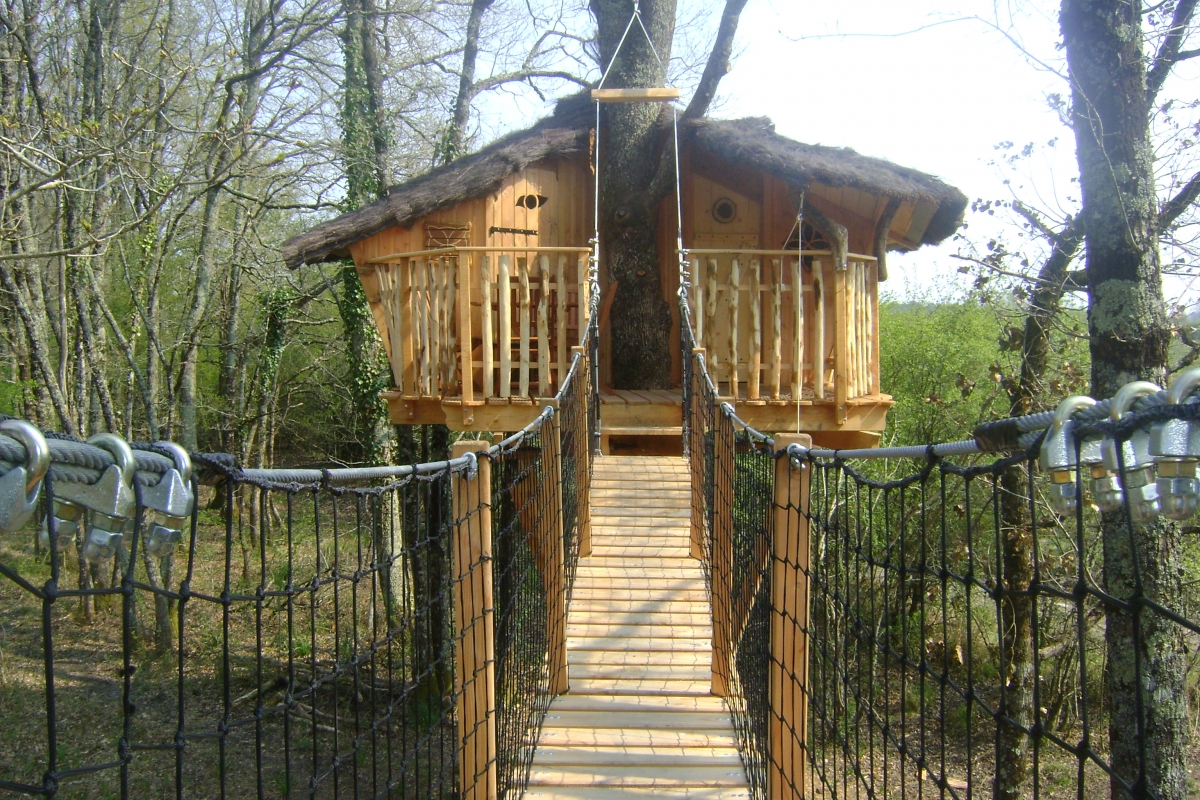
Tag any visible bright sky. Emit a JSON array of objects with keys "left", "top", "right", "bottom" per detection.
[
  {"left": 482, "top": 1, "right": 1198, "bottom": 304},
  {"left": 716, "top": 0, "right": 1078, "bottom": 299}
]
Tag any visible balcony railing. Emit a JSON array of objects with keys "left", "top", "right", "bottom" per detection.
[
  {"left": 685, "top": 249, "right": 880, "bottom": 417},
  {"left": 369, "top": 247, "right": 592, "bottom": 402}
]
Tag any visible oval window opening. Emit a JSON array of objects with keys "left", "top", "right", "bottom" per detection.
[
  {"left": 712, "top": 197, "right": 737, "bottom": 224},
  {"left": 516, "top": 194, "right": 548, "bottom": 209}
]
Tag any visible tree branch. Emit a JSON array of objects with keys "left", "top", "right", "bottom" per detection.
[
  {"left": 681, "top": 0, "right": 748, "bottom": 122},
  {"left": 1146, "top": 0, "right": 1197, "bottom": 103},
  {"left": 1160, "top": 170, "right": 1200, "bottom": 229}
]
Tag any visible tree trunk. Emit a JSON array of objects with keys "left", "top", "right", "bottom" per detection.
[
  {"left": 1061, "top": 2, "right": 1186, "bottom": 798},
  {"left": 439, "top": 0, "right": 494, "bottom": 164},
  {"left": 591, "top": 0, "right": 676, "bottom": 389},
  {"left": 994, "top": 217, "right": 1082, "bottom": 800},
  {"left": 339, "top": 0, "right": 394, "bottom": 465}
]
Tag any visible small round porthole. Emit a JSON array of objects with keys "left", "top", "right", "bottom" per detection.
[
  {"left": 712, "top": 197, "right": 737, "bottom": 224},
  {"left": 517, "top": 194, "right": 548, "bottom": 209}
]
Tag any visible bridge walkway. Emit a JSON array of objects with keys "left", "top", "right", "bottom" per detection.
[{"left": 527, "top": 456, "right": 749, "bottom": 799}]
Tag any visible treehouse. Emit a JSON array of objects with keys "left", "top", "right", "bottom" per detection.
[{"left": 283, "top": 95, "right": 966, "bottom": 451}]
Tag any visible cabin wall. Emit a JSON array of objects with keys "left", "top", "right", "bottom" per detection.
[
  {"left": 348, "top": 155, "right": 593, "bottom": 375},
  {"left": 658, "top": 148, "right": 890, "bottom": 395}
]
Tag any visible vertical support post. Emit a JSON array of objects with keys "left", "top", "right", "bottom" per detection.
[
  {"left": 812, "top": 262, "right": 825, "bottom": 401},
  {"left": 556, "top": 256, "right": 568, "bottom": 391},
  {"left": 833, "top": 265, "right": 848, "bottom": 424},
  {"left": 538, "top": 256, "right": 552, "bottom": 396},
  {"left": 571, "top": 345, "right": 593, "bottom": 557},
  {"left": 482, "top": 256, "right": 494, "bottom": 398},
  {"left": 770, "top": 258, "right": 782, "bottom": 400},
  {"left": 544, "top": 415, "right": 569, "bottom": 695},
  {"left": 710, "top": 412, "right": 735, "bottom": 697},
  {"left": 451, "top": 442, "right": 496, "bottom": 800},
  {"left": 749, "top": 257, "right": 761, "bottom": 400},
  {"left": 459, "top": 254, "right": 474, "bottom": 404},
  {"left": 706, "top": 258, "right": 719, "bottom": 380},
  {"left": 868, "top": 262, "right": 880, "bottom": 395},
  {"left": 768, "top": 433, "right": 812, "bottom": 800},
  {"left": 519, "top": 258, "right": 531, "bottom": 397},
  {"left": 499, "top": 256, "right": 512, "bottom": 398},
  {"left": 791, "top": 256, "right": 803, "bottom": 400},
  {"left": 689, "top": 347, "right": 706, "bottom": 561},
  {"left": 727, "top": 257, "right": 740, "bottom": 398}
]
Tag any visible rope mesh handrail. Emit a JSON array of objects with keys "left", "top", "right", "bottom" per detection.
[
  {"left": 679, "top": 282, "right": 1200, "bottom": 800},
  {"left": 0, "top": 314, "right": 598, "bottom": 800}
]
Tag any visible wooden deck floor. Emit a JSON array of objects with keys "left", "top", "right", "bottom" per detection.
[{"left": 528, "top": 456, "right": 749, "bottom": 799}]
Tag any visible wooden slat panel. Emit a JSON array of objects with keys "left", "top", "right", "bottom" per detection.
[
  {"left": 792, "top": 256, "right": 803, "bottom": 399},
  {"left": 498, "top": 255, "right": 512, "bottom": 397},
  {"left": 812, "top": 261, "right": 826, "bottom": 400},
  {"left": 520, "top": 256, "right": 531, "bottom": 397},
  {"left": 770, "top": 258, "right": 782, "bottom": 399},
  {"left": 458, "top": 255, "right": 472, "bottom": 401},
  {"left": 481, "top": 256, "right": 494, "bottom": 396},
  {"left": 401, "top": 258, "right": 416, "bottom": 394},
  {"left": 557, "top": 255, "right": 568, "bottom": 388},
  {"left": 536, "top": 729, "right": 738, "bottom": 750},
  {"left": 726, "top": 257, "right": 739, "bottom": 396},
  {"left": 705, "top": 258, "right": 719, "bottom": 380},
  {"left": 539, "top": 255, "right": 552, "bottom": 396},
  {"left": 590, "top": 87, "right": 682, "bottom": 102},
  {"left": 834, "top": 265, "right": 848, "bottom": 422},
  {"left": 748, "top": 257, "right": 761, "bottom": 400}
]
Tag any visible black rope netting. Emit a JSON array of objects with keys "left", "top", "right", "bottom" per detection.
[
  {"left": 680, "top": 286, "right": 1200, "bottom": 800},
  {"left": 0, "top": 460, "right": 465, "bottom": 799},
  {"left": 0, "top": 331, "right": 596, "bottom": 800}
]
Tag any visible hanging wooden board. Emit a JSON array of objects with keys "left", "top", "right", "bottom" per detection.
[{"left": 591, "top": 88, "right": 681, "bottom": 103}]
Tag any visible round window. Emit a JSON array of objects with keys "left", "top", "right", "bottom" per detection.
[
  {"left": 516, "top": 194, "right": 548, "bottom": 209},
  {"left": 712, "top": 197, "right": 737, "bottom": 224}
]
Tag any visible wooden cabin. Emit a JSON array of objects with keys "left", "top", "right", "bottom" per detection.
[{"left": 283, "top": 95, "right": 966, "bottom": 451}]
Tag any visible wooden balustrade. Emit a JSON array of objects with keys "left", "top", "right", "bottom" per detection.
[
  {"left": 688, "top": 249, "right": 879, "bottom": 406},
  {"left": 371, "top": 247, "right": 591, "bottom": 401}
]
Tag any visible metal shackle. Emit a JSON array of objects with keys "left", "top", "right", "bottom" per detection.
[
  {"left": 1095, "top": 380, "right": 1162, "bottom": 522},
  {"left": 1151, "top": 367, "right": 1200, "bottom": 519},
  {"left": 1039, "top": 396, "right": 1100, "bottom": 515},
  {"left": 59, "top": 433, "right": 137, "bottom": 564},
  {"left": 141, "top": 441, "right": 194, "bottom": 558},
  {"left": 0, "top": 420, "right": 50, "bottom": 533}
]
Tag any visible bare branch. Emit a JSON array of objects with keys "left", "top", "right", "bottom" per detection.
[
  {"left": 682, "top": 0, "right": 748, "bottom": 122},
  {"left": 1160, "top": 170, "right": 1200, "bottom": 229},
  {"left": 1147, "top": 0, "right": 1197, "bottom": 103}
]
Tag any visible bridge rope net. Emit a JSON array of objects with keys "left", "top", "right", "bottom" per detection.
[
  {"left": 680, "top": 279, "right": 1200, "bottom": 799},
  {"left": 0, "top": 316, "right": 597, "bottom": 800}
]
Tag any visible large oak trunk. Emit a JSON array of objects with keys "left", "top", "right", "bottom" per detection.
[
  {"left": 1061, "top": 3, "right": 1186, "bottom": 798},
  {"left": 592, "top": 0, "right": 677, "bottom": 389}
]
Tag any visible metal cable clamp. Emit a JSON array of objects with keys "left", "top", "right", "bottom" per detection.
[{"left": 0, "top": 420, "right": 50, "bottom": 534}]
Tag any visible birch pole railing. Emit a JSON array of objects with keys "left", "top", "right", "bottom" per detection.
[
  {"left": 371, "top": 247, "right": 591, "bottom": 401},
  {"left": 686, "top": 250, "right": 879, "bottom": 409}
]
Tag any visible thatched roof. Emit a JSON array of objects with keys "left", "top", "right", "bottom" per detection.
[
  {"left": 689, "top": 117, "right": 967, "bottom": 246},
  {"left": 283, "top": 94, "right": 966, "bottom": 269}
]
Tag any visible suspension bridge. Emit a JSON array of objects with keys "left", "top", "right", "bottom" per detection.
[{"left": 4, "top": 297, "right": 1200, "bottom": 799}]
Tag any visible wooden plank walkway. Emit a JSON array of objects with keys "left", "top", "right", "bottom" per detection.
[{"left": 528, "top": 456, "right": 749, "bottom": 799}]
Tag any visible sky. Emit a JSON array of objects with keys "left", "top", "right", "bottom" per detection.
[
  {"left": 481, "top": 0, "right": 1199, "bottom": 304},
  {"left": 716, "top": 0, "right": 1078, "bottom": 298}
]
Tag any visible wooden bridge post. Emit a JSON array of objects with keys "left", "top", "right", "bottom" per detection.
[
  {"left": 571, "top": 345, "right": 593, "bottom": 558},
  {"left": 688, "top": 347, "right": 706, "bottom": 561},
  {"left": 451, "top": 441, "right": 497, "bottom": 800},
  {"left": 768, "top": 433, "right": 812, "bottom": 800},
  {"left": 710, "top": 412, "right": 735, "bottom": 697},
  {"left": 544, "top": 414, "right": 570, "bottom": 695}
]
